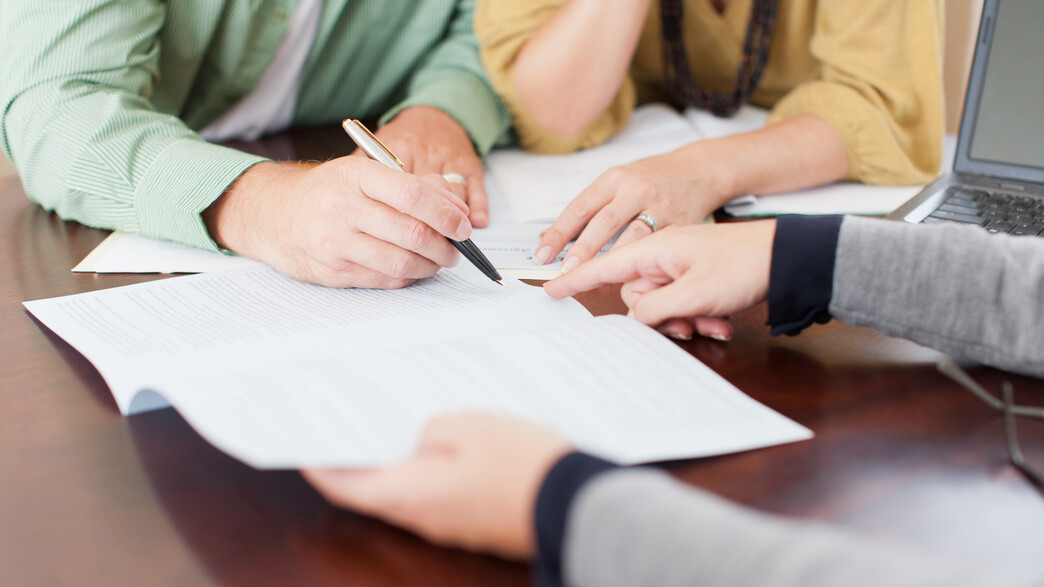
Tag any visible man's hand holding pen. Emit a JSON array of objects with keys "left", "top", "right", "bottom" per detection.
[{"left": 203, "top": 157, "right": 471, "bottom": 289}]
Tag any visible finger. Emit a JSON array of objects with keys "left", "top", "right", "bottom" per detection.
[
  {"left": 610, "top": 218, "right": 655, "bottom": 252},
  {"left": 445, "top": 180, "right": 469, "bottom": 211},
  {"left": 419, "top": 174, "right": 470, "bottom": 216},
  {"left": 336, "top": 231, "right": 449, "bottom": 281},
  {"left": 559, "top": 200, "right": 641, "bottom": 270},
  {"left": 350, "top": 164, "right": 472, "bottom": 242},
  {"left": 620, "top": 276, "right": 667, "bottom": 308},
  {"left": 304, "top": 257, "right": 420, "bottom": 289},
  {"left": 464, "top": 171, "right": 488, "bottom": 228},
  {"left": 543, "top": 237, "right": 663, "bottom": 299},
  {"left": 302, "top": 468, "right": 389, "bottom": 513},
  {"left": 351, "top": 199, "right": 461, "bottom": 268},
  {"left": 630, "top": 279, "right": 717, "bottom": 326},
  {"left": 657, "top": 318, "right": 695, "bottom": 341},
  {"left": 692, "top": 316, "right": 733, "bottom": 341},
  {"left": 302, "top": 464, "right": 429, "bottom": 524},
  {"left": 533, "top": 184, "right": 615, "bottom": 265}
]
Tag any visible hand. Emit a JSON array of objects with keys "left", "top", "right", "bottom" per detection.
[
  {"left": 302, "top": 413, "right": 573, "bottom": 560},
  {"left": 544, "top": 221, "right": 777, "bottom": 341},
  {"left": 204, "top": 158, "right": 472, "bottom": 288},
  {"left": 372, "top": 106, "right": 490, "bottom": 227},
  {"left": 533, "top": 145, "right": 730, "bottom": 271}
]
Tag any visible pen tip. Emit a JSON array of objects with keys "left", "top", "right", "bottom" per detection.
[{"left": 496, "top": 280, "right": 505, "bottom": 287}]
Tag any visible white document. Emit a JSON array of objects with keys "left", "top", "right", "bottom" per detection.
[
  {"left": 486, "top": 104, "right": 703, "bottom": 223},
  {"left": 24, "top": 265, "right": 811, "bottom": 468},
  {"left": 73, "top": 232, "right": 263, "bottom": 273}
]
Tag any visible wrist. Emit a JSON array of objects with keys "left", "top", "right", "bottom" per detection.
[
  {"left": 673, "top": 141, "right": 740, "bottom": 207},
  {"left": 203, "top": 161, "right": 294, "bottom": 254},
  {"left": 535, "top": 452, "right": 620, "bottom": 585}
]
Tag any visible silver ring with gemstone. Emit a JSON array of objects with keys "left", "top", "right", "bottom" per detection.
[{"left": 635, "top": 213, "right": 659, "bottom": 232}]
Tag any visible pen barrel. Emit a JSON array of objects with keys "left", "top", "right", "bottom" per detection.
[{"left": 452, "top": 239, "right": 503, "bottom": 283}]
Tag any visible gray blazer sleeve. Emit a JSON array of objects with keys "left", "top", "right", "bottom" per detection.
[
  {"left": 563, "top": 468, "right": 1038, "bottom": 587},
  {"left": 831, "top": 217, "right": 1044, "bottom": 378}
]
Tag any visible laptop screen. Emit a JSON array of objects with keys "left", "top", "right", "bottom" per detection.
[{"left": 966, "top": 0, "right": 1044, "bottom": 171}]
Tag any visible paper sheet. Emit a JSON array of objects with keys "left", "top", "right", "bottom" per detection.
[
  {"left": 24, "top": 265, "right": 811, "bottom": 468},
  {"left": 73, "top": 232, "right": 263, "bottom": 273},
  {"left": 486, "top": 104, "right": 703, "bottom": 223}
]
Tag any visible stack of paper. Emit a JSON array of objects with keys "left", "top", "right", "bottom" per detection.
[{"left": 25, "top": 266, "right": 812, "bottom": 468}]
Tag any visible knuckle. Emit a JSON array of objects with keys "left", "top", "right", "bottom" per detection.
[
  {"left": 593, "top": 208, "right": 621, "bottom": 230},
  {"left": 569, "top": 241, "right": 598, "bottom": 259},
  {"left": 632, "top": 177, "right": 659, "bottom": 201},
  {"left": 380, "top": 276, "right": 414, "bottom": 290},
  {"left": 397, "top": 178, "right": 425, "bottom": 210},
  {"left": 603, "top": 166, "right": 629, "bottom": 183},
  {"left": 436, "top": 205, "right": 462, "bottom": 234},
  {"left": 390, "top": 251, "right": 418, "bottom": 279},
  {"left": 541, "top": 226, "right": 571, "bottom": 246},
  {"left": 402, "top": 219, "right": 432, "bottom": 251},
  {"left": 628, "top": 220, "right": 652, "bottom": 236},
  {"left": 563, "top": 199, "right": 592, "bottom": 221}
]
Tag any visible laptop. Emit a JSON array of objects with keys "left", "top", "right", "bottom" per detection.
[{"left": 887, "top": 0, "right": 1044, "bottom": 234}]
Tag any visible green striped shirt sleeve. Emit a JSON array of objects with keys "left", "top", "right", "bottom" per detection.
[
  {"left": 379, "top": 0, "right": 513, "bottom": 155},
  {"left": 0, "top": 1, "right": 267, "bottom": 252}
]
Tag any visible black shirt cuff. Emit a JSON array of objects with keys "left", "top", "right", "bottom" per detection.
[
  {"left": 534, "top": 452, "right": 620, "bottom": 587},
  {"left": 767, "top": 215, "right": 844, "bottom": 336}
]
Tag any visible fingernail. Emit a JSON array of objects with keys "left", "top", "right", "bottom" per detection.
[
  {"left": 535, "top": 245, "right": 552, "bottom": 265},
  {"left": 455, "top": 218, "right": 472, "bottom": 241},
  {"left": 666, "top": 331, "right": 692, "bottom": 341},
  {"left": 560, "top": 256, "right": 580, "bottom": 273},
  {"left": 710, "top": 333, "right": 731, "bottom": 342}
]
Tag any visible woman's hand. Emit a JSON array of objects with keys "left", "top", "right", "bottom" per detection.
[
  {"left": 544, "top": 221, "right": 777, "bottom": 341},
  {"left": 303, "top": 413, "right": 573, "bottom": 560},
  {"left": 534, "top": 114, "right": 850, "bottom": 273},
  {"left": 534, "top": 145, "right": 732, "bottom": 272}
]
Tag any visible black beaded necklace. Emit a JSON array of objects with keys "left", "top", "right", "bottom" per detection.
[{"left": 660, "top": 0, "right": 781, "bottom": 116}]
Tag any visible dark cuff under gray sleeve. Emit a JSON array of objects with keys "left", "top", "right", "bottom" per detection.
[
  {"left": 767, "top": 215, "right": 844, "bottom": 336},
  {"left": 535, "top": 452, "right": 620, "bottom": 587}
]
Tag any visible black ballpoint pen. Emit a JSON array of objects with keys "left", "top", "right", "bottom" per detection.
[{"left": 342, "top": 119, "right": 504, "bottom": 286}]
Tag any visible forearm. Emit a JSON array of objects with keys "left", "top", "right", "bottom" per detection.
[
  {"left": 512, "top": 0, "right": 651, "bottom": 135},
  {"left": 678, "top": 113, "right": 850, "bottom": 210},
  {"left": 831, "top": 217, "right": 1044, "bottom": 379},
  {"left": 561, "top": 467, "right": 1031, "bottom": 587},
  {"left": 0, "top": 1, "right": 267, "bottom": 250}
]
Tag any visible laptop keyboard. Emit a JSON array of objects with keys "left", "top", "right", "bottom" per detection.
[{"left": 922, "top": 187, "right": 1044, "bottom": 236}]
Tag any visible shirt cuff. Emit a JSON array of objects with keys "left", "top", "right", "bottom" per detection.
[
  {"left": 767, "top": 215, "right": 844, "bottom": 336},
  {"left": 535, "top": 452, "right": 620, "bottom": 587},
  {"left": 379, "top": 71, "right": 512, "bottom": 156},
  {"left": 136, "top": 138, "right": 269, "bottom": 252}
]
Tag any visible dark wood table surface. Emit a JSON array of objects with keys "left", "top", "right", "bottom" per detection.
[{"left": 2, "top": 128, "right": 1042, "bottom": 585}]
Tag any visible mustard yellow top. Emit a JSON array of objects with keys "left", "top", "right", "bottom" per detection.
[{"left": 476, "top": 0, "right": 944, "bottom": 185}]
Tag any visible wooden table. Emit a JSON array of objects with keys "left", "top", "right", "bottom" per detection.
[{"left": 2, "top": 129, "right": 1042, "bottom": 585}]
